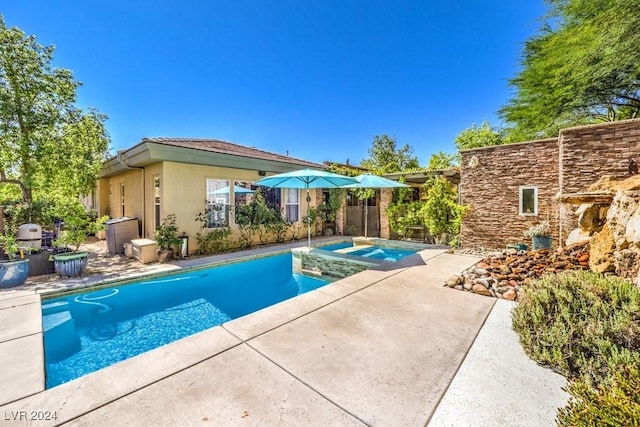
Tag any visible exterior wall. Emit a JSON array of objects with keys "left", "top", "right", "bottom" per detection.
[
  {"left": 558, "top": 119, "right": 640, "bottom": 241},
  {"left": 460, "top": 139, "right": 560, "bottom": 249},
  {"left": 104, "top": 168, "right": 144, "bottom": 230},
  {"left": 143, "top": 163, "right": 163, "bottom": 238},
  {"left": 379, "top": 188, "right": 392, "bottom": 239},
  {"left": 95, "top": 178, "right": 110, "bottom": 217},
  {"left": 160, "top": 161, "right": 317, "bottom": 252}
]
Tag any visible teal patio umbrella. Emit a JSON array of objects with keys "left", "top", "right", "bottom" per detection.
[
  {"left": 209, "top": 185, "right": 255, "bottom": 195},
  {"left": 254, "top": 169, "right": 358, "bottom": 246},
  {"left": 342, "top": 174, "right": 409, "bottom": 237}
]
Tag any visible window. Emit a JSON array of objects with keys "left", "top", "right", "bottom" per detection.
[
  {"left": 153, "top": 175, "right": 161, "bottom": 228},
  {"left": 120, "top": 184, "right": 125, "bottom": 217},
  {"left": 519, "top": 186, "right": 538, "bottom": 215},
  {"left": 285, "top": 188, "right": 299, "bottom": 222},
  {"left": 206, "top": 178, "right": 230, "bottom": 228}
]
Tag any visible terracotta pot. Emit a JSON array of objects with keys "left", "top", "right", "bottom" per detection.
[{"left": 157, "top": 248, "right": 173, "bottom": 263}]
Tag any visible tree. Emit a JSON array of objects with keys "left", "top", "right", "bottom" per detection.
[
  {"left": 0, "top": 16, "right": 110, "bottom": 203},
  {"left": 421, "top": 177, "right": 465, "bottom": 244},
  {"left": 427, "top": 151, "right": 459, "bottom": 170},
  {"left": 360, "top": 134, "right": 419, "bottom": 173},
  {"left": 454, "top": 121, "right": 505, "bottom": 151},
  {"left": 500, "top": 0, "right": 640, "bottom": 139}
]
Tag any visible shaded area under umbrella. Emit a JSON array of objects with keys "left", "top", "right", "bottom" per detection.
[
  {"left": 254, "top": 169, "right": 358, "bottom": 246},
  {"left": 342, "top": 173, "right": 409, "bottom": 237}
]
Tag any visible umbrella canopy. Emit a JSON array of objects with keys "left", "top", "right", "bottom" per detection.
[
  {"left": 342, "top": 174, "right": 409, "bottom": 237},
  {"left": 254, "top": 168, "right": 357, "bottom": 189},
  {"left": 209, "top": 185, "right": 255, "bottom": 195},
  {"left": 342, "top": 173, "right": 410, "bottom": 189},
  {"left": 254, "top": 169, "right": 358, "bottom": 246}
]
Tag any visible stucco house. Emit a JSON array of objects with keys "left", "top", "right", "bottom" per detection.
[
  {"left": 97, "top": 138, "right": 325, "bottom": 253},
  {"left": 459, "top": 118, "right": 640, "bottom": 249}
]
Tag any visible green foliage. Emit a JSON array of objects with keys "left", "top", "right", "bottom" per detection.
[
  {"left": 454, "top": 121, "right": 506, "bottom": 151},
  {"left": 0, "top": 232, "right": 18, "bottom": 260},
  {"left": 360, "top": 134, "right": 419, "bottom": 173},
  {"left": 267, "top": 220, "right": 291, "bottom": 243},
  {"left": 386, "top": 201, "right": 424, "bottom": 239},
  {"left": 318, "top": 188, "right": 346, "bottom": 224},
  {"left": 500, "top": 0, "right": 640, "bottom": 139},
  {"left": 427, "top": 151, "right": 459, "bottom": 170},
  {"left": 154, "top": 214, "right": 181, "bottom": 250},
  {"left": 512, "top": 270, "right": 640, "bottom": 386},
  {"left": 557, "top": 364, "right": 640, "bottom": 426},
  {"left": 2, "top": 200, "right": 55, "bottom": 235},
  {"left": 194, "top": 226, "right": 232, "bottom": 255},
  {"left": 53, "top": 201, "right": 108, "bottom": 252},
  {"left": 0, "top": 16, "right": 110, "bottom": 203},
  {"left": 421, "top": 177, "right": 466, "bottom": 243}
]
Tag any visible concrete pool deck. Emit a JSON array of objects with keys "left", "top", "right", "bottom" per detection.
[{"left": 0, "top": 243, "right": 568, "bottom": 426}]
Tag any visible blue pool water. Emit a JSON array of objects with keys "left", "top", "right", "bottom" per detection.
[
  {"left": 319, "top": 242, "right": 417, "bottom": 262},
  {"left": 42, "top": 252, "right": 327, "bottom": 388},
  {"left": 348, "top": 246, "right": 416, "bottom": 261}
]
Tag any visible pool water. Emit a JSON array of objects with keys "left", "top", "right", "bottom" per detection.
[
  {"left": 42, "top": 252, "right": 327, "bottom": 388},
  {"left": 319, "top": 242, "right": 417, "bottom": 262},
  {"left": 348, "top": 246, "right": 416, "bottom": 261}
]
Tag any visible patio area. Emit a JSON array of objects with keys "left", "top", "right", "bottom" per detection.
[{"left": 0, "top": 241, "right": 568, "bottom": 426}]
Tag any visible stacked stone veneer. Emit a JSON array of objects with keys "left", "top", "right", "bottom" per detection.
[
  {"left": 558, "top": 119, "right": 640, "bottom": 241},
  {"left": 292, "top": 247, "right": 378, "bottom": 279},
  {"left": 460, "top": 118, "right": 640, "bottom": 250},
  {"left": 460, "top": 138, "right": 560, "bottom": 249}
]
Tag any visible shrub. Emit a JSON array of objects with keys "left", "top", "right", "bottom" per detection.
[
  {"left": 557, "top": 364, "right": 640, "bottom": 426},
  {"left": 513, "top": 271, "right": 640, "bottom": 382},
  {"left": 512, "top": 270, "right": 640, "bottom": 425}
]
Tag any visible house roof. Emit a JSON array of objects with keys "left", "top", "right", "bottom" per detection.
[{"left": 101, "top": 137, "right": 325, "bottom": 177}]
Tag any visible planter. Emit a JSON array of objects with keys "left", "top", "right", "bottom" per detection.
[
  {"left": 157, "top": 248, "right": 174, "bottom": 263},
  {"left": 532, "top": 236, "right": 553, "bottom": 250},
  {"left": 53, "top": 251, "right": 88, "bottom": 277},
  {"left": 25, "top": 252, "right": 55, "bottom": 276},
  {"left": 0, "top": 259, "right": 30, "bottom": 288}
]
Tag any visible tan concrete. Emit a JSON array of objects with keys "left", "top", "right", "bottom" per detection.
[
  {"left": 0, "top": 334, "right": 44, "bottom": 405},
  {"left": 224, "top": 289, "right": 337, "bottom": 341},
  {"left": 64, "top": 345, "right": 365, "bottom": 427},
  {"left": 1, "top": 326, "right": 241, "bottom": 425},
  {"left": 428, "top": 300, "right": 569, "bottom": 426},
  {"left": 0, "top": 293, "right": 39, "bottom": 309},
  {"left": 248, "top": 254, "right": 493, "bottom": 426},
  {"left": 0, "top": 299, "right": 42, "bottom": 344}
]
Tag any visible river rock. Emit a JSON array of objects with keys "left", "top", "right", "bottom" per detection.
[
  {"left": 472, "top": 284, "right": 492, "bottom": 296},
  {"left": 565, "top": 228, "right": 591, "bottom": 246},
  {"left": 446, "top": 274, "right": 462, "bottom": 288}
]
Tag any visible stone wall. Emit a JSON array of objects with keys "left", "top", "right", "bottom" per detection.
[
  {"left": 460, "top": 139, "right": 560, "bottom": 249},
  {"left": 379, "top": 188, "right": 392, "bottom": 239},
  {"left": 558, "top": 119, "right": 640, "bottom": 241}
]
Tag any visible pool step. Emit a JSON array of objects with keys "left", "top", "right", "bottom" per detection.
[
  {"left": 42, "top": 311, "right": 81, "bottom": 362},
  {"left": 42, "top": 300, "right": 69, "bottom": 316}
]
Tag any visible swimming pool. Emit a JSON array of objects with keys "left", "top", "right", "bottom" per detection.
[{"left": 42, "top": 252, "right": 328, "bottom": 388}]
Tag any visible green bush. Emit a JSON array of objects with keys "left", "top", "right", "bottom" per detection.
[
  {"left": 512, "top": 270, "right": 640, "bottom": 424},
  {"left": 557, "top": 364, "right": 640, "bottom": 426}
]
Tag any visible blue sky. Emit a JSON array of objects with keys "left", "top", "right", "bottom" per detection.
[{"left": 3, "top": 1, "right": 546, "bottom": 166}]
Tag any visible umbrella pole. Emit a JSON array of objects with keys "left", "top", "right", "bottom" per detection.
[
  {"left": 364, "top": 199, "right": 368, "bottom": 238},
  {"left": 306, "top": 187, "right": 311, "bottom": 247}
]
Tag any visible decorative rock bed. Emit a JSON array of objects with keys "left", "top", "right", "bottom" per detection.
[{"left": 446, "top": 242, "right": 590, "bottom": 300}]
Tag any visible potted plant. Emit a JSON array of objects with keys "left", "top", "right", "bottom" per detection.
[
  {"left": 155, "top": 214, "right": 181, "bottom": 262},
  {"left": 53, "top": 204, "right": 108, "bottom": 277},
  {"left": 0, "top": 233, "right": 30, "bottom": 288},
  {"left": 524, "top": 221, "right": 553, "bottom": 250}
]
